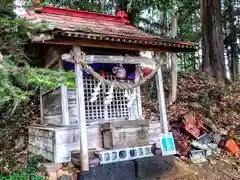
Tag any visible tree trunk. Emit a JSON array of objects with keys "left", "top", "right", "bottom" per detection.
[
  {"left": 201, "top": 0, "right": 212, "bottom": 75},
  {"left": 201, "top": 0, "right": 229, "bottom": 83},
  {"left": 227, "top": 0, "right": 238, "bottom": 81},
  {"left": 116, "top": 0, "right": 126, "bottom": 11},
  {"left": 160, "top": 11, "right": 169, "bottom": 70},
  {"left": 99, "top": 0, "right": 105, "bottom": 13},
  {"left": 168, "top": 4, "right": 178, "bottom": 105},
  {"left": 201, "top": 0, "right": 213, "bottom": 75}
]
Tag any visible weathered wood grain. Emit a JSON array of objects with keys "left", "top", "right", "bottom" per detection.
[
  {"left": 62, "top": 54, "right": 155, "bottom": 65},
  {"left": 74, "top": 47, "right": 89, "bottom": 171},
  {"left": 155, "top": 64, "right": 169, "bottom": 133},
  {"left": 102, "top": 120, "right": 149, "bottom": 149}
]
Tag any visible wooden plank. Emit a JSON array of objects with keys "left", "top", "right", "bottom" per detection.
[
  {"left": 43, "top": 46, "right": 69, "bottom": 68},
  {"left": 60, "top": 85, "right": 70, "bottom": 126},
  {"left": 43, "top": 115, "right": 62, "bottom": 125},
  {"left": 100, "top": 120, "right": 149, "bottom": 130},
  {"left": 74, "top": 47, "right": 89, "bottom": 171},
  {"left": 155, "top": 63, "right": 169, "bottom": 134},
  {"left": 61, "top": 54, "right": 155, "bottom": 65},
  {"left": 52, "top": 61, "right": 60, "bottom": 69},
  {"left": 40, "top": 38, "right": 195, "bottom": 53},
  {"left": 102, "top": 120, "right": 149, "bottom": 149},
  {"left": 44, "top": 47, "right": 61, "bottom": 68},
  {"left": 41, "top": 87, "right": 62, "bottom": 119},
  {"left": 135, "top": 67, "right": 143, "bottom": 119},
  {"left": 59, "top": 59, "right": 70, "bottom": 126},
  {"left": 102, "top": 83, "right": 109, "bottom": 121},
  {"left": 41, "top": 85, "right": 61, "bottom": 97},
  {"left": 85, "top": 55, "right": 155, "bottom": 65},
  {"left": 39, "top": 88, "right": 44, "bottom": 124}
]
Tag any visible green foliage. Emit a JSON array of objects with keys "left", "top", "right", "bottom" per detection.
[
  {"left": 48, "top": 0, "right": 102, "bottom": 12},
  {"left": 28, "top": 68, "right": 75, "bottom": 88},
  {"left": 0, "top": 0, "right": 14, "bottom": 17},
  {"left": 0, "top": 16, "right": 51, "bottom": 54},
  {"left": 0, "top": 2, "right": 76, "bottom": 117},
  {"left": 0, "top": 17, "right": 28, "bottom": 53},
  {"left": 0, "top": 55, "right": 30, "bottom": 115},
  {"left": 0, "top": 172, "right": 45, "bottom": 180},
  {"left": 0, "top": 155, "right": 46, "bottom": 180},
  {"left": 0, "top": 54, "right": 75, "bottom": 116},
  {"left": 34, "top": 0, "right": 116, "bottom": 14}
]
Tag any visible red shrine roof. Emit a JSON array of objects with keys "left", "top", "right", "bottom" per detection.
[{"left": 25, "top": 6, "right": 197, "bottom": 52}]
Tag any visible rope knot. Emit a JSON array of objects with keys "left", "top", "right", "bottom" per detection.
[{"left": 72, "top": 50, "right": 161, "bottom": 90}]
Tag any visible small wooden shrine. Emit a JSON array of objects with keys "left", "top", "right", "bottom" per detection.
[{"left": 25, "top": 6, "right": 196, "bottom": 171}]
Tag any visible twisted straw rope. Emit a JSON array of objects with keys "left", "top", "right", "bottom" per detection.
[{"left": 73, "top": 52, "right": 161, "bottom": 90}]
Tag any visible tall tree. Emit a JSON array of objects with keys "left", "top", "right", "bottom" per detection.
[
  {"left": 201, "top": 0, "right": 229, "bottom": 83},
  {"left": 223, "top": 0, "right": 238, "bottom": 81},
  {"left": 168, "top": 3, "right": 178, "bottom": 105},
  {"left": 0, "top": 0, "right": 75, "bottom": 116}
]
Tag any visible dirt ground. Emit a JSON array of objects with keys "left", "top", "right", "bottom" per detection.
[
  {"left": 35, "top": 155, "right": 239, "bottom": 180},
  {"left": 161, "top": 157, "right": 240, "bottom": 180}
]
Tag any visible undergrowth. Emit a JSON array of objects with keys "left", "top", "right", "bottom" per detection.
[{"left": 0, "top": 155, "right": 46, "bottom": 180}]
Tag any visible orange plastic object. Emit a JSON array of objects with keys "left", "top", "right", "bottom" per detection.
[{"left": 225, "top": 139, "right": 240, "bottom": 154}]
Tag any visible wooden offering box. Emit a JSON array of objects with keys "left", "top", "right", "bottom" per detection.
[
  {"left": 28, "top": 125, "right": 102, "bottom": 163},
  {"left": 101, "top": 120, "right": 149, "bottom": 149}
]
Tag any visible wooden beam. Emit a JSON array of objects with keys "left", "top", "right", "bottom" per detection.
[
  {"left": 155, "top": 62, "right": 169, "bottom": 133},
  {"left": 51, "top": 61, "right": 60, "bottom": 69},
  {"left": 74, "top": 47, "right": 89, "bottom": 171},
  {"left": 44, "top": 47, "right": 60, "bottom": 68},
  {"left": 86, "top": 55, "right": 155, "bottom": 65},
  {"left": 43, "top": 46, "right": 70, "bottom": 68},
  {"left": 40, "top": 38, "right": 195, "bottom": 53},
  {"left": 61, "top": 54, "right": 155, "bottom": 65}
]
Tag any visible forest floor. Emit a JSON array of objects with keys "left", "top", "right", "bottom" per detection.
[
  {"left": 142, "top": 71, "right": 240, "bottom": 180},
  {"left": 142, "top": 71, "right": 240, "bottom": 138},
  {"left": 161, "top": 157, "right": 240, "bottom": 180}
]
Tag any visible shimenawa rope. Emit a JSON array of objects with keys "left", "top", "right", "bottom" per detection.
[{"left": 73, "top": 51, "right": 161, "bottom": 90}]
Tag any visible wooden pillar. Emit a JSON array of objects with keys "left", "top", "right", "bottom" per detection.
[
  {"left": 135, "top": 67, "right": 143, "bottom": 119},
  {"left": 74, "top": 47, "right": 89, "bottom": 171},
  {"left": 155, "top": 63, "right": 169, "bottom": 134},
  {"left": 39, "top": 88, "right": 44, "bottom": 124},
  {"left": 59, "top": 58, "right": 70, "bottom": 126}
]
